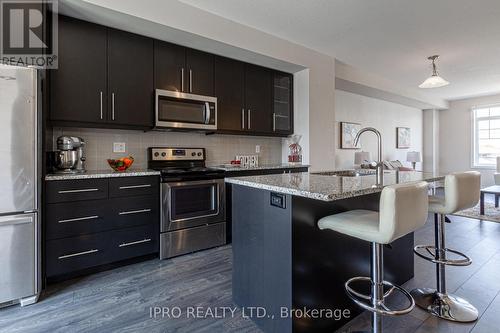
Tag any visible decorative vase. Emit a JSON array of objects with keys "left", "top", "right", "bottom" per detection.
[{"left": 288, "top": 134, "right": 303, "bottom": 164}]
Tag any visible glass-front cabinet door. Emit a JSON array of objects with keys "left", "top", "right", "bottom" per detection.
[{"left": 272, "top": 72, "right": 293, "bottom": 135}]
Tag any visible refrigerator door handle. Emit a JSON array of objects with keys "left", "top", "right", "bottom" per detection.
[{"left": 0, "top": 215, "right": 33, "bottom": 226}]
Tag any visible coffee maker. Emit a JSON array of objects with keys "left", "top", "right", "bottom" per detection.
[{"left": 50, "top": 136, "right": 86, "bottom": 173}]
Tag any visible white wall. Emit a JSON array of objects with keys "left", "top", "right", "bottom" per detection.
[
  {"left": 334, "top": 90, "right": 423, "bottom": 169},
  {"left": 439, "top": 93, "right": 500, "bottom": 186},
  {"left": 423, "top": 109, "right": 439, "bottom": 173}
]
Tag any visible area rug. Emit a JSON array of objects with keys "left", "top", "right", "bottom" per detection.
[{"left": 453, "top": 202, "right": 500, "bottom": 223}]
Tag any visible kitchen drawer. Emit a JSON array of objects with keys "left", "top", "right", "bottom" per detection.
[
  {"left": 108, "top": 176, "right": 159, "bottom": 198},
  {"left": 46, "top": 179, "right": 108, "bottom": 203},
  {"left": 46, "top": 200, "right": 111, "bottom": 240},
  {"left": 46, "top": 232, "right": 111, "bottom": 277},
  {"left": 111, "top": 225, "right": 158, "bottom": 261},
  {"left": 109, "top": 196, "right": 159, "bottom": 229}
]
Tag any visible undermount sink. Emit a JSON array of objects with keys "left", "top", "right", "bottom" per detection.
[{"left": 312, "top": 169, "right": 377, "bottom": 177}]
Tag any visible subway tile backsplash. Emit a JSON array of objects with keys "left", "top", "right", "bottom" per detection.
[{"left": 51, "top": 127, "right": 283, "bottom": 170}]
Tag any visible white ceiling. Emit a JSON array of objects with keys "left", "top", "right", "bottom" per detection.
[{"left": 180, "top": 0, "right": 500, "bottom": 101}]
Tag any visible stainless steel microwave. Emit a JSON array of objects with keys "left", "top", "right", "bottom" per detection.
[{"left": 155, "top": 89, "right": 217, "bottom": 130}]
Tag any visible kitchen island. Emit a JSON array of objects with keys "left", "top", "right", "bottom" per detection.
[{"left": 226, "top": 170, "right": 443, "bottom": 333}]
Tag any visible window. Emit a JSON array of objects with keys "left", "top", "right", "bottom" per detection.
[{"left": 472, "top": 105, "right": 500, "bottom": 167}]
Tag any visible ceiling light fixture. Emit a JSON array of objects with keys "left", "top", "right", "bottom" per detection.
[{"left": 419, "top": 55, "right": 449, "bottom": 89}]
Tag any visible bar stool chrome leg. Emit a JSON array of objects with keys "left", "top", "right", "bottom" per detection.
[
  {"left": 345, "top": 243, "right": 415, "bottom": 332},
  {"left": 411, "top": 214, "right": 478, "bottom": 322},
  {"left": 371, "top": 242, "right": 383, "bottom": 333}
]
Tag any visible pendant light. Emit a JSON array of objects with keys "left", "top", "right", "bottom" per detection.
[{"left": 419, "top": 55, "right": 449, "bottom": 88}]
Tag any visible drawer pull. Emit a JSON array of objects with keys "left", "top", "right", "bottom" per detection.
[
  {"left": 58, "top": 249, "right": 99, "bottom": 260},
  {"left": 119, "top": 184, "right": 152, "bottom": 190},
  {"left": 58, "top": 188, "right": 99, "bottom": 194},
  {"left": 119, "top": 238, "right": 152, "bottom": 248},
  {"left": 58, "top": 215, "right": 99, "bottom": 224},
  {"left": 119, "top": 208, "right": 151, "bottom": 216}
]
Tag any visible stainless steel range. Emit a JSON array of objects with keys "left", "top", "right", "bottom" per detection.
[{"left": 148, "top": 147, "right": 226, "bottom": 259}]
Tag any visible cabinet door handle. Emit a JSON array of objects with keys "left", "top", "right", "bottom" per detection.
[
  {"left": 111, "top": 93, "right": 115, "bottom": 120},
  {"left": 58, "top": 215, "right": 99, "bottom": 224},
  {"left": 119, "top": 238, "right": 151, "bottom": 248},
  {"left": 248, "top": 109, "right": 251, "bottom": 129},
  {"left": 58, "top": 188, "right": 99, "bottom": 194},
  {"left": 99, "top": 91, "right": 103, "bottom": 120},
  {"left": 181, "top": 68, "right": 185, "bottom": 91},
  {"left": 189, "top": 69, "right": 193, "bottom": 92},
  {"left": 118, "top": 208, "right": 151, "bottom": 216},
  {"left": 118, "top": 184, "right": 152, "bottom": 190},
  {"left": 273, "top": 112, "right": 276, "bottom": 131},
  {"left": 241, "top": 109, "right": 245, "bottom": 129},
  {"left": 58, "top": 249, "right": 98, "bottom": 260}
]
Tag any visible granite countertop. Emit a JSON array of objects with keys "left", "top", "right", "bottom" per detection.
[
  {"left": 225, "top": 170, "right": 444, "bottom": 201},
  {"left": 211, "top": 163, "right": 309, "bottom": 172},
  {"left": 45, "top": 169, "right": 161, "bottom": 181}
]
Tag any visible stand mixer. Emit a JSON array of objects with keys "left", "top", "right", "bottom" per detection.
[{"left": 51, "top": 136, "right": 86, "bottom": 173}]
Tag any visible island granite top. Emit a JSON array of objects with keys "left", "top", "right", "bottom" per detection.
[
  {"left": 225, "top": 170, "right": 444, "bottom": 201},
  {"left": 45, "top": 169, "right": 160, "bottom": 181},
  {"left": 210, "top": 163, "right": 309, "bottom": 172}
]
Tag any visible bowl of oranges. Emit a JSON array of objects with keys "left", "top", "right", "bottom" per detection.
[{"left": 107, "top": 156, "right": 134, "bottom": 172}]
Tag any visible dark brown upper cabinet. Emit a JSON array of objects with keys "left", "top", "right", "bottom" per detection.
[
  {"left": 50, "top": 16, "right": 154, "bottom": 129},
  {"left": 155, "top": 42, "right": 214, "bottom": 96},
  {"left": 272, "top": 71, "right": 293, "bottom": 135},
  {"left": 215, "top": 56, "right": 245, "bottom": 132},
  {"left": 186, "top": 49, "right": 214, "bottom": 96},
  {"left": 215, "top": 57, "right": 276, "bottom": 136},
  {"left": 49, "top": 16, "right": 292, "bottom": 136},
  {"left": 154, "top": 40, "right": 185, "bottom": 92},
  {"left": 108, "top": 29, "right": 154, "bottom": 127},
  {"left": 50, "top": 16, "right": 107, "bottom": 124},
  {"left": 245, "top": 64, "right": 273, "bottom": 134}
]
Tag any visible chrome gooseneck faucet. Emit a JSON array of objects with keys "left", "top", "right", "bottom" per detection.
[{"left": 354, "top": 127, "right": 384, "bottom": 187}]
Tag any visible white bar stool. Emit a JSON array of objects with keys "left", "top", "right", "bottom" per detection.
[
  {"left": 411, "top": 171, "right": 481, "bottom": 322},
  {"left": 318, "top": 181, "right": 429, "bottom": 333}
]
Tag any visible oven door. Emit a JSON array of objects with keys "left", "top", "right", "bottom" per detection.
[
  {"left": 155, "top": 89, "right": 217, "bottom": 130},
  {"left": 162, "top": 179, "right": 225, "bottom": 232}
]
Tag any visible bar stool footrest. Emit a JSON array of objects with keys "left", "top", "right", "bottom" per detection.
[
  {"left": 413, "top": 245, "right": 472, "bottom": 266},
  {"left": 345, "top": 276, "right": 415, "bottom": 316}
]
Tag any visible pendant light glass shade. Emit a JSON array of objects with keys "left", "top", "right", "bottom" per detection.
[
  {"left": 419, "top": 75, "right": 449, "bottom": 88},
  {"left": 419, "top": 55, "right": 449, "bottom": 89}
]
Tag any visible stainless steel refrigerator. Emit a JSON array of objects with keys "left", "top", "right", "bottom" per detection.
[{"left": 0, "top": 64, "right": 40, "bottom": 307}]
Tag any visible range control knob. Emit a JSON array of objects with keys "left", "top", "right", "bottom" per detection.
[
  {"left": 154, "top": 152, "right": 159, "bottom": 157},
  {"left": 197, "top": 152, "right": 202, "bottom": 157},
  {"left": 191, "top": 152, "right": 196, "bottom": 156},
  {"left": 161, "top": 152, "right": 166, "bottom": 157}
]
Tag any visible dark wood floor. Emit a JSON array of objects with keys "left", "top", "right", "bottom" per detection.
[
  {"left": 0, "top": 245, "right": 260, "bottom": 333},
  {"left": 1, "top": 210, "right": 500, "bottom": 332}
]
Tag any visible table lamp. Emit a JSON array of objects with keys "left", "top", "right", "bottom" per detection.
[
  {"left": 355, "top": 151, "right": 371, "bottom": 165},
  {"left": 407, "top": 151, "right": 421, "bottom": 170}
]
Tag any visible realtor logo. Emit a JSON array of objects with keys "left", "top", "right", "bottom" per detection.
[{"left": 1, "top": 0, "right": 58, "bottom": 68}]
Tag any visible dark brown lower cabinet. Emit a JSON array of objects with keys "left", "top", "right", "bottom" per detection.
[{"left": 45, "top": 176, "right": 159, "bottom": 280}]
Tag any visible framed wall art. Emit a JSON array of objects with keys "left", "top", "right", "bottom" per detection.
[
  {"left": 340, "top": 122, "right": 361, "bottom": 149},
  {"left": 397, "top": 127, "right": 411, "bottom": 148}
]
